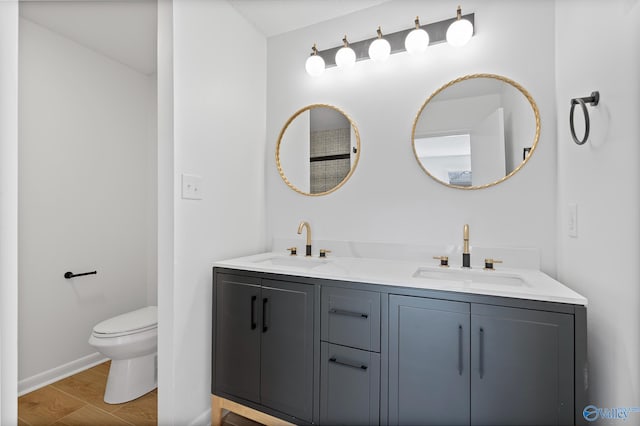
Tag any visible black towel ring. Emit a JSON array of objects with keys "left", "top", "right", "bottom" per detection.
[{"left": 570, "top": 91, "right": 599, "bottom": 145}]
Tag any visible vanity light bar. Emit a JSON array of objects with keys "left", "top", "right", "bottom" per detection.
[{"left": 316, "top": 13, "right": 475, "bottom": 68}]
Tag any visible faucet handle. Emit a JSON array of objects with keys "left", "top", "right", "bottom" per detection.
[
  {"left": 287, "top": 247, "right": 298, "bottom": 256},
  {"left": 433, "top": 256, "right": 449, "bottom": 267},
  {"left": 484, "top": 258, "right": 502, "bottom": 270},
  {"left": 319, "top": 249, "right": 332, "bottom": 258}
]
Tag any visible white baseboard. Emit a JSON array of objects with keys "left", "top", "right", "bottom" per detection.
[
  {"left": 189, "top": 407, "right": 211, "bottom": 426},
  {"left": 18, "top": 352, "right": 108, "bottom": 396}
]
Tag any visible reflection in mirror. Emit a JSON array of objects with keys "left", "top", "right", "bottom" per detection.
[
  {"left": 412, "top": 74, "right": 540, "bottom": 189},
  {"left": 277, "top": 104, "right": 360, "bottom": 196}
]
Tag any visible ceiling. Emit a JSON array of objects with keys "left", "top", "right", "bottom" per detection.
[
  {"left": 20, "top": 0, "right": 157, "bottom": 75},
  {"left": 18, "top": 0, "right": 392, "bottom": 75}
]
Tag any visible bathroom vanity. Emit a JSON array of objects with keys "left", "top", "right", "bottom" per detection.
[{"left": 211, "top": 252, "right": 587, "bottom": 426}]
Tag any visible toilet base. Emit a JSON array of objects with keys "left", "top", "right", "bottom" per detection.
[{"left": 104, "top": 352, "right": 157, "bottom": 404}]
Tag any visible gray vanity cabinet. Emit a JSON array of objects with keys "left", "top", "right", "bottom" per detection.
[
  {"left": 470, "top": 304, "right": 574, "bottom": 426},
  {"left": 260, "top": 279, "right": 315, "bottom": 422},
  {"left": 388, "top": 295, "right": 471, "bottom": 426},
  {"left": 389, "top": 295, "right": 575, "bottom": 426},
  {"left": 213, "top": 267, "right": 585, "bottom": 426},
  {"left": 320, "top": 287, "right": 381, "bottom": 425},
  {"left": 213, "top": 273, "right": 314, "bottom": 423},
  {"left": 214, "top": 274, "right": 261, "bottom": 403},
  {"left": 320, "top": 342, "right": 380, "bottom": 425},
  {"left": 321, "top": 286, "right": 381, "bottom": 352}
]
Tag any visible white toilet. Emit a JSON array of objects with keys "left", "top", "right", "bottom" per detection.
[{"left": 89, "top": 306, "right": 158, "bottom": 404}]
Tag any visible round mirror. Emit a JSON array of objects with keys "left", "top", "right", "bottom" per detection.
[
  {"left": 412, "top": 74, "right": 540, "bottom": 189},
  {"left": 277, "top": 104, "right": 361, "bottom": 196}
]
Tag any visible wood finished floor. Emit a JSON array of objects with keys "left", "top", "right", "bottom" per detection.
[
  {"left": 18, "top": 361, "right": 157, "bottom": 426},
  {"left": 18, "top": 362, "right": 261, "bottom": 426}
]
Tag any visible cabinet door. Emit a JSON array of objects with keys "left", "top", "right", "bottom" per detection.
[
  {"left": 320, "top": 342, "right": 380, "bottom": 425},
  {"left": 471, "top": 304, "right": 574, "bottom": 426},
  {"left": 213, "top": 273, "right": 261, "bottom": 403},
  {"left": 260, "top": 280, "right": 314, "bottom": 423},
  {"left": 389, "top": 295, "right": 471, "bottom": 426}
]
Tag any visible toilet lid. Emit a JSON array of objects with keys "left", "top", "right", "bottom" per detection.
[{"left": 93, "top": 306, "right": 157, "bottom": 336}]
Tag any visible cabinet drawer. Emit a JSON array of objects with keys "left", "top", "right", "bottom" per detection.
[
  {"left": 321, "top": 286, "right": 380, "bottom": 352},
  {"left": 320, "top": 342, "right": 380, "bottom": 426}
]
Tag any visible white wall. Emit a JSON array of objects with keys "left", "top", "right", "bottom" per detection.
[
  {"left": 148, "top": 73, "right": 159, "bottom": 306},
  {"left": 267, "top": 0, "right": 558, "bottom": 273},
  {"left": 556, "top": 0, "right": 640, "bottom": 413},
  {"left": 165, "top": 0, "right": 267, "bottom": 423},
  {"left": 156, "top": 0, "right": 175, "bottom": 421},
  {"left": 0, "top": 1, "right": 19, "bottom": 423},
  {"left": 18, "top": 17, "right": 156, "bottom": 387}
]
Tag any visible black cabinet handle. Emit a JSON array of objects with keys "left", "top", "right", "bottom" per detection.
[
  {"left": 329, "top": 357, "right": 368, "bottom": 371},
  {"left": 479, "top": 327, "right": 484, "bottom": 379},
  {"left": 458, "top": 324, "right": 464, "bottom": 376},
  {"left": 262, "top": 298, "right": 268, "bottom": 333},
  {"left": 328, "top": 308, "right": 368, "bottom": 319},
  {"left": 250, "top": 296, "right": 257, "bottom": 330}
]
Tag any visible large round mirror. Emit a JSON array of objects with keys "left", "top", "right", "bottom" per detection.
[
  {"left": 277, "top": 104, "right": 361, "bottom": 196},
  {"left": 412, "top": 74, "right": 540, "bottom": 189}
]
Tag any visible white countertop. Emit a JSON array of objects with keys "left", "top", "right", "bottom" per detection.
[{"left": 214, "top": 251, "right": 588, "bottom": 306}]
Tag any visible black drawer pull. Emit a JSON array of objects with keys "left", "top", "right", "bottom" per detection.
[
  {"left": 262, "top": 298, "right": 268, "bottom": 333},
  {"left": 329, "top": 357, "right": 368, "bottom": 371},
  {"left": 329, "top": 308, "right": 368, "bottom": 319}
]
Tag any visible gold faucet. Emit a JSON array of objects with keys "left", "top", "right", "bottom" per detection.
[
  {"left": 462, "top": 224, "right": 471, "bottom": 268},
  {"left": 297, "top": 221, "right": 312, "bottom": 257}
]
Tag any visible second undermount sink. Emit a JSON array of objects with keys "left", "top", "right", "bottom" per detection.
[
  {"left": 413, "top": 266, "right": 527, "bottom": 287},
  {"left": 253, "top": 255, "right": 329, "bottom": 270}
]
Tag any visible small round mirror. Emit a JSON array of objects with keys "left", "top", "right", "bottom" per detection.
[
  {"left": 412, "top": 74, "right": 540, "bottom": 189},
  {"left": 277, "top": 104, "right": 361, "bottom": 196}
]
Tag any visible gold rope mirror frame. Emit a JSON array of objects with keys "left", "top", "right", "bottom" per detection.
[
  {"left": 411, "top": 73, "right": 541, "bottom": 190},
  {"left": 276, "top": 104, "right": 361, "bottom": 196}
]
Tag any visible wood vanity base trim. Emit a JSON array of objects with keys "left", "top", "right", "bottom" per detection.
[{"left": 211, "top": 395, "right": 296, "bottom": 426}]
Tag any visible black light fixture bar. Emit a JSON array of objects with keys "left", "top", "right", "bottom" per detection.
[{"left": 317, "top": 13, "right": 475, "bottom": 68}]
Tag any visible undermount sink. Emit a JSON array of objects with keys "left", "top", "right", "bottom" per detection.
[
  {"left": 253, "top": 255, "right": 329, "bottom": 270},
  {"left": 413, "top": 266, "right": 527, "bottom": 287}
]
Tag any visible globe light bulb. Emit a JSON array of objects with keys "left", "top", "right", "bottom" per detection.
[
  {"left": 368, "top": 27, "right": 390, "bottom": 62},
  {"left": 335, "top": 35, "right": 356, "bottom": 69},
  {"left": 305, "top": 44, "right": 325, "bottom": 77},
  {"left": 404, "top": 17, "right": 430, "bottom": 54},
  {"left": 446, "top": 6, "right": 473, "bottom": 47}
]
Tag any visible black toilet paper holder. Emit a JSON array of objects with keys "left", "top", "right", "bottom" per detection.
[{"left": 64, "top": 270, "right": 97, "bottom": 279}]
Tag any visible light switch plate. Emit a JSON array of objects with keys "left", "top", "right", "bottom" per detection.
[
  {"left": 568, "top": 203, "right": 577, "bottom": 237},
  {"left": 182, "top": 173, "right": 203, "bottom": 200}
]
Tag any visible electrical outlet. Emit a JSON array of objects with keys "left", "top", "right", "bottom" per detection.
[
  {"left": 568, "top": 203, "right": 577, "bottom": 237},
  {"left": 182, "top": 173, "right": 203, "bottom": 200}
]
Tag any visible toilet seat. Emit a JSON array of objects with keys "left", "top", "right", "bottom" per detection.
[{"left": 92, "top": 306, "right": 157, "bottom": 338}]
